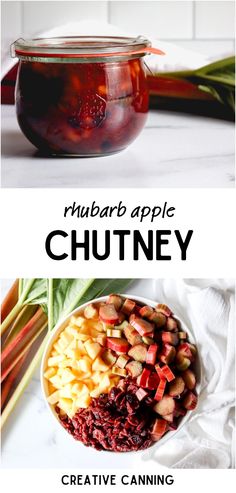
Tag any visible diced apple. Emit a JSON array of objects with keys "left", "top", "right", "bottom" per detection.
[
  {"left": 128, "top": 344, "right": 147, "bottom": 362},
  {"left": 126, "top": 360, "right": 142, "bottom": 378},
  {"left": 181, "top": 369, "right": 196, "bottom": 390},
  {"left": 47, "top": 390, "right": 60, "bottom": 405},
  {"left": 44, "top": 367, "right": 57, "bottom": 380},
  {"left": 47, "top": 355, "right": 66, "bottom": 366},
  {"left": 84, "top": 340, "right": 102, "bottom": 360},
  {"left": 70, "top": 315, "right": 85, "bottom": 328},
  {"left": 146, "top": 344, "right": 158, "bottom": 365},
  {"left": 116, "top": 354, "right": 129, "bottom": 369},
  {"left": 121, "top": 298, "right": 136, "bottom": 315},
  {"left": 178, "top": 331, "right": 187, "bottom": 339},
  {"left": 49, "top": 375, "right": 63, "bottom": 389},
  {"left": 57, "top": 398, "right": 73, "bottom": 415},
  {"left": 156, "top": 304, "right": 172, "bottom": 317},
  {"left": 59, "top": 384, "right": 74, "bottom": 398},
  {"left": 98, "top": 374, "right": 111, "bottom": 392},
  {"left": 78, "top": 356, "right": 92, "bottom": 373},
  {"left": 92, "top": 356, "right": 110, "bottom": 372},
  {"left": 53, "top": 342, "right": 64, "bottom": 354},
  {"left": 96, "top": 333, "right": 107, "bottom": 346},
  {"left": 154, "top": 379, "right": 166, "bottom": 401},
  {"left": 99, "top": 304, "right": 119, "bottom": 324},
  {"left": 111, "top": 366, "right": 127, "bottom": 377},
  {"left": 153, "top": 395, "right": 175, "bottom": 415},
  {"left": 84, "top": 303, "right": 98, "bottom": 320},
  {"left": 90, "top": 387, "right": 102, "bottom": 398},
  {"left": 75, "top": 394, "right": 91, "bottom": 408},
  {"left": 183, "top": 391, "right": 198, "bottom": 410},
  {"left": 107, "top": 337, "right": 129, "bottom": 354},
  {"left": 124, "top": 325, "right": 142, "bottom": 345},
  {"left": 60, "top": 368, "right": 76, "bottom": 385},
  {"left": 169, "top": 376, "right": 185, "bottom": 396}
]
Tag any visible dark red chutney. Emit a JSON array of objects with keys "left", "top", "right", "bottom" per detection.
[
  {"left": 57, "top": 380, "right": 156, "bottom": 452},
  {"left": 16, "top": 59, "right": 149, "bottom": 156}
]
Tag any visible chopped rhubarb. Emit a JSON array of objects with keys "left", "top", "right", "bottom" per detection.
[
  {"left": 99, "top": 304, "right": 119, "bottom": 325},
  {"left": 129, "top": 316, "right": 154, "bottom": 336},
  {"left": 177, "top": 343, "right": 195, "bottom": 361},
  {"left": 166, "top": 317, "right": 178, "bottom": 331},
  {"left": 137, "top": 367, "right": 151, "bottom": 388},
  {"left": 168, "top": 376, "right": 185, "bottom": 397},
  {"left": 151, "top": 418, "right": 168, "bottom": 441},
  {"left": 153, "top": 395, "right": 175, "bottom": 415},
  {"left": 139, "top": 305, "right": 153, "bottom": 318},
  {"left": 161, "top": 331, "right": 179, "bottom": 346},
  {"left": 136, "top": 388, "right": 148, "bottom": 401},
  {"left": 161, "top": 365, "right": 175, "bottom": 382},
  {"left": 154, "top": 379, "right": 166, "bottom": 401},
  {"left": 174, "top": 403, "right": 187, "bottom": 417},
  {"left": 178, "top": 331, "right": 187, "bottom": 339},
  {"left": 183, "top": 391, "right": 198, "bottom": 410},
  {"left": 124, "top": 325, "right": 142, "bottom": 345},
  {"left": 149, "top": 311, "right": 166, "bottom": 327},
  {"left": 116, "top": 354, "right": 129, "bottom": 369},
  {"left": 106, "top": 294, "right": 123, "bottom": 311},
  {"left": 142, "top": 335, "right": 154, "bottom": 345},
  {"left": 168, "top": 421, "right": 178, "bottom": 431},
  {"left": 159, "top": 343, "right": 176, "bottom": 364},
  {"left": 155, "top": 364, "right": 166, "bottom": 380},
  {"left": 146, "top": 373, "right": 159, "bottom": 390},
  {"left": 181, "top": 369, "right": 196, "bottom": 390},
  {"left": 106, "top": 328, "right": 122, "bottom": 338},
  {"left": 146, "top": 344, "right": 158, "bottom": 365},
  {"left": 128, "top": 343, "right": 147, "bottom": 362},
  {"left": 176, "top": 355, "right": 191, "bottom": 371},
  {"left": 121, "top": 298, "right": 136, "bottom": 315},
  {"left": 126, "top": 360, "right": 143, "bottom": 378},
  {"left": 106, "top": 337, "right": 129, "bottom": 354},
  {"left": 116, "top": 311, "right": 125, "bottom": 325},
  {"left": 156, "top": 304, "right": 172, "bottom": 317}
]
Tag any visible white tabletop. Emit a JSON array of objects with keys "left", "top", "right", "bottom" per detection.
[{"left": 1, "top": 105, "right": 234, "bottom": 188}]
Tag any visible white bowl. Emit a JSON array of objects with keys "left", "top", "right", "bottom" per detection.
[{"left": 41, "top": 293, "right": 201, "bottom": 453}]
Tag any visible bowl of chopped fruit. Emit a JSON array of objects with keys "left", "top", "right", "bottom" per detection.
[{"left": 41, "top": 294, "right": 200, "bottom": 452}]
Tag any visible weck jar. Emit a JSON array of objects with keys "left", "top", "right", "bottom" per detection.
[{"left": 12, "top": 36, "right": 163, "bottom": 157}]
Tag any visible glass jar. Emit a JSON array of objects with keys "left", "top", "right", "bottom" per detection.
[{"left": 12, "top": 36, "right": 161, "bottom": 157}]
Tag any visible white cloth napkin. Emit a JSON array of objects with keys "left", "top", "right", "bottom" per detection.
[
  {"left": 2, "top": 20, "right": 210, "bottom": 79},
  {"left": 137, "top": 279, "right": 235, "bottom": 469}
]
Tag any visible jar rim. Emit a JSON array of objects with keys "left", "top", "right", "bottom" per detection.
[{"left": 12, "top": 35, "right": 152, "bottom": 59}]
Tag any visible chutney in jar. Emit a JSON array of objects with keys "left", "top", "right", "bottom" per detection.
[{"left": 13, "top": 36, "right": 152, "bottom": 156}]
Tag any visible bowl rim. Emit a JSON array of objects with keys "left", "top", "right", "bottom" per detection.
[{"left": 41, "top": 293, "right": 202, "bottom": 455}]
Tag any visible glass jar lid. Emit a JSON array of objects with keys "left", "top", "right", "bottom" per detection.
[{"left": 11, "top": 36, "right": 164, "bottom": 62}]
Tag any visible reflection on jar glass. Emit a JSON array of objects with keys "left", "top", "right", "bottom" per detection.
[{"left": 12, "top": 36, "right": 152, "bottom": 157}]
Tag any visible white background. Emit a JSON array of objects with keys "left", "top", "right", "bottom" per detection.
[
  {"left": 1, "top": 0, "right": 235, "bottom": 60},
  {"left": 0, "top": 188, "right": 235, "bottom": 278}
]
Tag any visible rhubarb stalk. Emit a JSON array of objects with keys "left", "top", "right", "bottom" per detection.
[
  {"left": 0, "top": 279, "right": 36, "bottom": 335},
  {"left": 1, "top": 279, "right": 19, "bottom": 323},
  {"left": 3, "top": 304, "right": 38, "bottom": 348},
  {"left": 1, "top": 307, "right": 47, "bottom": 382},
  {"left": 1, "top": 352, "right": 28, "bottom": 410}
]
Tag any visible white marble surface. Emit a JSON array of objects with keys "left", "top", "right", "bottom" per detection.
[{"left": 1, "top": 105, "right": 234, "bottom": 188}]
